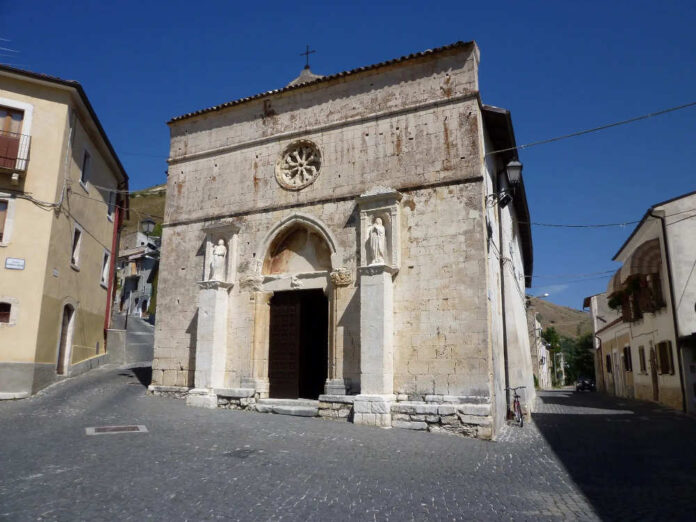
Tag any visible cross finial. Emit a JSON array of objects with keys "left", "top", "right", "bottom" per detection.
[{"left": 300, "top": 45, "right": 316, "bottom": 69}]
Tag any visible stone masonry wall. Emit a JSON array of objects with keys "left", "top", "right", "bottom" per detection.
[{"left": 153, "top": 45, "right": 491, "bottom": 398}]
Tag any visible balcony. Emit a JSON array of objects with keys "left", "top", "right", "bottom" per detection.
[{"left": 0, "top": 129, "right": 31, "bottom": 181}]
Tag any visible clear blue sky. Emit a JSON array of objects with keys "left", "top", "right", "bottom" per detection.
[{"left": 2, "top": 1, "right": 695, "bottom": 310}]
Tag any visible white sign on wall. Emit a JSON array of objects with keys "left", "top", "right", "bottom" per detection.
[{"left": 5, "top": 258, "right": 25, "bottom": 270}]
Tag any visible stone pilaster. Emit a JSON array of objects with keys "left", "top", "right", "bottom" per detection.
[
  {"left": 354, "top": 264, "right": 396, "bottom": 426},
  {"left": 187, "top": 280, "right": 233, "bottom": 408}
]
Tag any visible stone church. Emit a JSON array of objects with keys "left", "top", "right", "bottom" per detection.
[{"left": 151, "top": 41, "right": 535, "bottom": 439}]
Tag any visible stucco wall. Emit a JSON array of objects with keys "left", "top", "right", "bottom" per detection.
[
  {"left": 0, "top": 79, "right": 68, "bottom": 364},
  {"left": 0, "top": 73, "right": 122, "bottom": 396}
]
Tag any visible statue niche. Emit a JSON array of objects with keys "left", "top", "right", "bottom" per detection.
[
  {"left": 263, "top": 225, "right": 332, "bottom": 275},
  {"left": 365, "top": 214, "right": 391, "bottom": 266},
  {"left": 208, "top": 239, "right": 227, "bottom": 281}
]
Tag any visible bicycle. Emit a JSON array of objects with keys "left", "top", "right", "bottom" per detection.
[{"left": 507, "top": 386, "right": 526, "bottom": 427}]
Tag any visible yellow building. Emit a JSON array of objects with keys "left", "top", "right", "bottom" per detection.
[{"left": 0, "top": 65, "right": 128, "bottom": 398}]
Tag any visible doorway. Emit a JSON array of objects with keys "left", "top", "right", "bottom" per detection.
[
  {"left": 268, "top": 289, "right": 328, "bottom": 399},
  {"left": 57, "top": 304, "right": 75, "bottom": 375}
]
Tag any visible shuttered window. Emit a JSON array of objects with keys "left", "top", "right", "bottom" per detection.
[
  {"left": 623, "top": 346, "right": 633, "bottom": 372},
  {"left": 638, "top": 346, "right": 647, "bottom": 373},
  {"left": 657, "top": 341, "right": 674, "bottom": 375},
  {"left": 0, "top": 302, "right": 10, "bottom": 323},
  {"left": 0, "top": 200, "right": 7, "bottom": 242},
  {"left": 606, "top": 354, "right": 612, "bottom": 373}
]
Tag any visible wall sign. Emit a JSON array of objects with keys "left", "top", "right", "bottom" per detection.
[{"left": 5, "top": 258, "right": 25, "bottom": 270}]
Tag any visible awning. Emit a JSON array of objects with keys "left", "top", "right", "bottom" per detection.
[
  {"left": 608, "top": 238, "right": 662, "bottom": 295},
  {"left": 607, "top": 269, "right": 623, "bottom": 295}
]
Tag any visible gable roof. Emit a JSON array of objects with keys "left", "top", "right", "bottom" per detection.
[
  {"left": 482, "top": 104, "right": 534, "bottom": 287},
  {"left": 613, "top": 188, "right": 696, "bottom": 260},
  {"left": 168, "top": 40, "right": 476, "bottom": 124},
  {"left": 0, "top": 64, "right": 129, "bottom": 188}
]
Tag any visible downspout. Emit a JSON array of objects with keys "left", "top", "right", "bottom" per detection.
[
  {"left": 104, "top": 190, "right": 124, "bottom": 346},
  {"left": 650, "top": 210, "right": 687, "bottom": 412},
  {"left": 594, "top": 334, "right": 604, "bottom": 391}
]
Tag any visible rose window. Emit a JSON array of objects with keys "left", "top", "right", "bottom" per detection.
[{"left": 275, "top": 140, "right": 322, "bottom": 190}]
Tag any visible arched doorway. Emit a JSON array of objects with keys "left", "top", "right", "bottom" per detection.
[
  {"left": 263, "top": 224, "right": 331, "bottom": 399},
  {"left": 57, "top": 304, "right": 75, "bottom": 375}
]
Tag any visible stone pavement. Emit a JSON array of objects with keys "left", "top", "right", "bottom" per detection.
[{"left": 1, "top": 370, "right": 694, "bottom": 521}]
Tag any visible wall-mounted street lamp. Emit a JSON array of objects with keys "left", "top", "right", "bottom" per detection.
[
  {"left": 141, "top": 218, "right": 155, "bottom": 236},
  {"left": 505, "top": 159, "right": 523, "bottom": 186},
  {"left": 487, "top": 160, "right": 523, "bottom": 209}
]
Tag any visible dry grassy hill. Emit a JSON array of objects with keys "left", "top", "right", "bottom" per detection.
[
  {"left": 527, "top": 297, "right": 592, "bottom": 339},
  {"left": 122, "top": 184, "right": 166, "bottom": 236}
]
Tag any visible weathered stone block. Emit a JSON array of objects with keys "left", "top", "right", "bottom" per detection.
[{"left": 392, "top": 420, "right": 427, "bottom": 430}]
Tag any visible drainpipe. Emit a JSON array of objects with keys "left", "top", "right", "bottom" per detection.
[
  {"left": 104, "top": 198, "right": 123, "bottom": 344},
  {"left": 594, "top": 334, "right": 604, "bottom": 391},
  {"left": 649, "top": 210, "right": 687, "bottom": 412}
]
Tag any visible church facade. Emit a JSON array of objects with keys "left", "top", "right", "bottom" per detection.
[{"left": 151, "top": 41, "right": 535, "bottom": 439}]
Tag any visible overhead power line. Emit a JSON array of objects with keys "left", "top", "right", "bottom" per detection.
[
  {"left": 525, "top": 220, "right": 640, "bottom": 228},
  {"left": 486, "top": 101, "right": 696, "bottom": 156}
]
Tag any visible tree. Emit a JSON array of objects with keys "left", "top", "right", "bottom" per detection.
[
  {"left": 542, "top": 327, "right": 562, "bottom": 386},
  {"left": 562, "top": 333, "right": 595, "bottom": 383}
]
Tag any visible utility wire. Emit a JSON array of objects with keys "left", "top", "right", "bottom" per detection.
[{"left": 486, "top": 101, "right": 696, "bottom": 156}]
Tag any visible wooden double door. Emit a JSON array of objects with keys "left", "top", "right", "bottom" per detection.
[{"left": 268, "top": 290, "right": 328, "bottom": 399}]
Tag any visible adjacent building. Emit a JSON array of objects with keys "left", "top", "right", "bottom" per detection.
[
  {"left": 152, "top": 41, "right": 535, "bottom": 439},
  {"left": 585, "top": 190, "right": 696, "bottom": 414},
  {"left": 115, "top": 229, "right": 160, "bottom": 319},
  {"left": 527, "top": 310, "right": 552, "bottom": 389},
  {"left": 0, "top": 65, "right": 128, "bottom": 398}
]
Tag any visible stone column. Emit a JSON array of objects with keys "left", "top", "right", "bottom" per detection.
[
  {"left": 187, "top": 281, "right": 233, "bottom": 408},
  {"left": 324, "top": 268, "right": 353, "bottom": 396},
  {"left": 244, "top": 291, "right": 273, "bottom": 398}
]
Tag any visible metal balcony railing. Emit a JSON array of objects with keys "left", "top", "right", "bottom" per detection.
[{"left": 0, "top": 130, "right": 31, "bottom": 172}]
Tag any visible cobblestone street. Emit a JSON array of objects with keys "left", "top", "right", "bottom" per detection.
[{"left": 1, "top": 367, "right": 694, "bottom": 521}]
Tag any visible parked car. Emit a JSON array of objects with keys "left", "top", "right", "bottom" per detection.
[{"left": 575, "top": 377, "right": 596, "bottom": 392}]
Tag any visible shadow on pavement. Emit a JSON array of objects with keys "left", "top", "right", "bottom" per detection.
[
  {"left": 532, "top": 390, "right": 696, "bottom": 520},
  {"left": 117, "top": 366, "right": 152, "bottom": 388}
]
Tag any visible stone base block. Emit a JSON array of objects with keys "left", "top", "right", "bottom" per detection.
[
  {"left": 186, "top": 389, "right": 218, "bottom": 409},
  {"left": 324, "top": 379, "right": 348, "bottom": 395},
  {"left": 353, "top": 394, "right": 394, "bottom": 427}
]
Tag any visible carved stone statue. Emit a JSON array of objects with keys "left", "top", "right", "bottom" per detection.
[
  {"left": 209, "top": 239, "right": 227, "bottom": 281},
  {"left": 369, "top": 217, "right": 386, "bottom": 265}
]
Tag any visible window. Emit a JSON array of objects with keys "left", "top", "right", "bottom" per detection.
[
  {"left": 0, "top": 302, "right": 10, "bottom": 323},
  {"left": 0, "top": 107, "right": 24, "bottom": 170},
  {"left": 638, "top": 346, "right": 647, "bottom": 373},
  {"left": 80, "top": 150, "right": 91, "bottom": 185},
  {"left": 71, "top": 227, "right": 82, "bottom": 267},
  {"left": 0, "top": 200, "right": 7, "bottom": 242},
  {"left": 100, "top": 251, "right": 111, "bottom": 287},
  {"left": 623, "top": 346, "right": 633, "bottom": 372},
  {"left": 606, "top": 354, "right": 612, "bottom": 373},
  {"left": 657, "top": 341, "right": 675, "bottom": 375},
  {"left": 107, "top": 191, "right": 116, "bottom": 220}
]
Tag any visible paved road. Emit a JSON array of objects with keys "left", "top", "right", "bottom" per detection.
[
  {"left": 123, "top": 315, "right": 155, "bottom": 365},
  {"left": 1, "top": 370, "right": 694, "bottom": 521}
]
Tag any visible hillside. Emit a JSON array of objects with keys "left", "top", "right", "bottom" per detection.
[
  {"left": 122, "top": 184, "right": 166, "bottom": 236},
  {"left": 527, "top": 297, "right": 592, "bottom": 339}
]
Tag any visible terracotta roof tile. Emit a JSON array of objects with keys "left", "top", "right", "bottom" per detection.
[{"left": 168, "top": 40, "right": 474, "bottom": 124}]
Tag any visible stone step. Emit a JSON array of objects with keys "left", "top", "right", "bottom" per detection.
[
  {"left": 255, "top": 398, "right": 319, "bottom": 417},
  {"left": 257, "top": 398, "right": 319, "bottom": 408},
  {"left": 271, "top": 405, "right": 318, "bottom": 417}
]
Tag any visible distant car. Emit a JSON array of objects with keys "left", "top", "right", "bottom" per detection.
[{"left": 575, "top": 377, "right": 596, "bottom": 392}]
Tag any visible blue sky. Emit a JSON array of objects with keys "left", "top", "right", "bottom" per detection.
[{"left": 2, "top": 1, "right": 695, "bottom": 309}]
